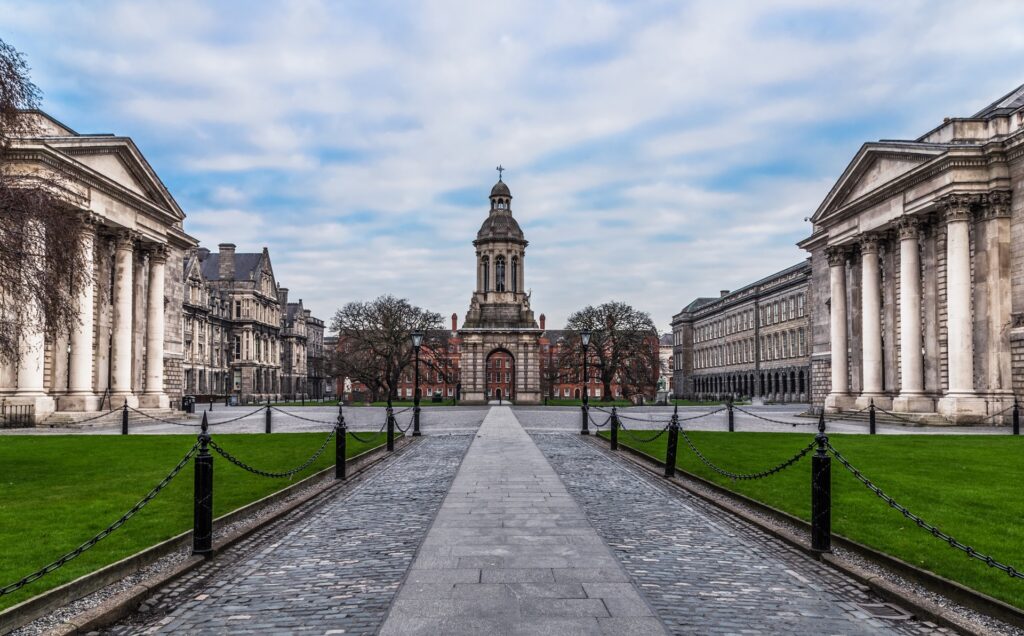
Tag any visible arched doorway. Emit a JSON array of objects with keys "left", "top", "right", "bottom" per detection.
[{"left": 486, "top": 349, "right": 515, "bottom": 402}]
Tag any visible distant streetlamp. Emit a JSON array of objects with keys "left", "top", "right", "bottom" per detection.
[
  {"left": 411, "top": 331, "right": 424, "bottom": 436},
  {"left": 580, "top": 330, "right": 591, "bottom": 435}
]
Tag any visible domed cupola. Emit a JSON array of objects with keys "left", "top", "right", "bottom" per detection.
[{"left": 477, "top": 167, "right": 526, "bottom": 245}]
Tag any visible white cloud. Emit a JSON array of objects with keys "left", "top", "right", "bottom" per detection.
[{"left": 5, "top": 0, "right": 1024, "bottom": 329}]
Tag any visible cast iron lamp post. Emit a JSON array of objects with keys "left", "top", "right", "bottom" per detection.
[
  {"left": 580, "top": 330, "right": 591, "bottom": 435},
  {"left": 411, "top": 331, "right": 423, "bottom": 436}
]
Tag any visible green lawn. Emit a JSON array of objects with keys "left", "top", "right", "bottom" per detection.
[
  {"left": 603, "top": 430, "right": 1024, "bottom": 610},
  {"left": 0, "top": 432, "right": 387, "bottom": 611},
  {"left": 271, "top": 399, "right": 340, "bottom": 407},
  {"left": 542, "top": 399, "right": 634, "bottom": 407}
]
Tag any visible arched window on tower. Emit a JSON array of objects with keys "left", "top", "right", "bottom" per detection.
[
  {"left": 511, "top": 256, "right": 519, "bottom": 292},
  {"left": 482, "top": 256, "right": 490, "bottom": 292},
  {"left": 495, "top": 256, "right": 506, "bottom": 292}
]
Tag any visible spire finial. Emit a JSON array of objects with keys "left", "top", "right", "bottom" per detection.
[{"left": 496, "top": 164, "right": 504, "bottom": 180}]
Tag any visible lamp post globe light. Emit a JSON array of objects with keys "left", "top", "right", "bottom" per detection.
[
  {"left": 580, "top": 330, "right": 591, "bottom": 435},
  {"left": 411, "top": 331, "right": 424, "bottom": 436}
]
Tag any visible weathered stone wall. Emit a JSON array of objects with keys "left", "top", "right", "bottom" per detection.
[
  {"left": 808, "top": 243, "right": 832, "bottom": 408},
  {"left": 163, "top": 246, "right": 187, "bottom": 400}
]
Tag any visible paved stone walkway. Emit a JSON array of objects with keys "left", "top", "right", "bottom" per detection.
[
  {"left": 533, "top": 433, "right": 947, "bottom": 635},
  {"left": 107, "top": 435, "right": 471, "bottom": 635},
  {"left": 380, "top": 406, "right": 665, "bottom": 635}
]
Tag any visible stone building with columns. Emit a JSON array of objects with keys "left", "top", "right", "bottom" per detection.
[
  {"left": 0, "top": 111, "right": 195, "bottom": 422},
  {"left": 458, "top": 177, "right": 543, "bottom": 404},
  {"left": 800, "top": 84, "right": 1024, "bottom": 423},
  {"left": 671, "top": 261, "right": 812, "bottom": 403}
]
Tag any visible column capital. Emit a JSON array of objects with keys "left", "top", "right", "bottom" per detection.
[
  {"left": 113, "top": 228, "right": 139, "bottom": 251},
  {"left": 979, "top": 190, "right": 1012, "bottom": 220},
  {"left": 941, "top": 192, "right": 979, "bottom": 223},
  {"left": 824, "top": 245, "right": 847, "bottom": 267},
  {"left": 895, "top": 215, "right": 920, "bottom": 240},
  {"left": 146, "top": 243, "right": 169, "bottom": 263},
  {"left": 858, "top": 233, "right": 881, "bottom": 255}
]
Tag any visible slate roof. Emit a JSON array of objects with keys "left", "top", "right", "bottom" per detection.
[
  {"left": 199, "top": 252, "right": 263, "bottom": 281},
  {"left": 972, "top": 82, "right": 1024, "bottom": 118},
  {"left": 476, "top": 213, "right": 525, "bottom": 242}
]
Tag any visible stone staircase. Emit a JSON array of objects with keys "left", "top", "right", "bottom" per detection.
[{"left": 41, "top": 408, "right": 189, "bottom": 428}]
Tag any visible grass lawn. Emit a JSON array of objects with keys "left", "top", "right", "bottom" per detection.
[
  {"left": 542, "top": 399, "right": 634, "bottom": 407},
  {"left": 603, "top": 430, "right": 1024, "bottom": 610},
  {"left": 671, "top": 398, "right": 751, "bottom": 406},
  {"left": 271, "top": 399, "right": 340, "bottom": 407},
  {"left": 0, "top": 431, "right": 387, "bottom": 611}
]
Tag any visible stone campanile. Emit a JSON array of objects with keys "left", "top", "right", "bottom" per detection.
[{"left": 459, "top": 172, "right": 542, "bottom": 404}]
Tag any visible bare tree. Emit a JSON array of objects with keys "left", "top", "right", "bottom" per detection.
[
  {"left": 0, "top": 38, "right": 88, "bottom": 363},
  {"left": 330, "top": 295, "right": 444, "bottom": 402},
  {"left": 560, "top": 301, "right": 659, "bottom": 401}
]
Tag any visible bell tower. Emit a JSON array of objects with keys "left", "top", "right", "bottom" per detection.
[{"left": 459, "top": 169, "right": 542, "bottom": 403}]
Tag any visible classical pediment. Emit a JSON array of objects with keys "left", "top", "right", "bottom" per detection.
[
  {"left": 811, "top": 142, "right": 946, "bottom": 224},
  {"left": 40, "top": 136, "right": 186, "bottom": 222}
]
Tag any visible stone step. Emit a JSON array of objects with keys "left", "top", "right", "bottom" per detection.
[{"left": 41, "top": 408, "right": 184, "bottom": 427}]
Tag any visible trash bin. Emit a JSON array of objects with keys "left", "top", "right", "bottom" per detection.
[
  {"left": 183, "top": 395, "right": 196, "bottom": 414},
  {"left": 229, "top": 394, "right": 239, "bottom": 407}
]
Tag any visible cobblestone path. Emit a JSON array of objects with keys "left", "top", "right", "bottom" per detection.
[
  {"left": 380, "top": 406, "right": 666, "bottom": 635},
  {"left": 107, "top": 435, "right": 471, "bottom": 635},
  {"left": 532, "top": 433, "right": 947, "bottom": 635}
]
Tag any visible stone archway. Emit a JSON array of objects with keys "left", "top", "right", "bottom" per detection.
[{"left": 486, "top": 349, "right": 515, "bottom": 402}]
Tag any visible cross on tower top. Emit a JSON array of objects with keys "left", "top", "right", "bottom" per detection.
[{"left": 496, "top": 164, "right": 504, "bottom": 180}]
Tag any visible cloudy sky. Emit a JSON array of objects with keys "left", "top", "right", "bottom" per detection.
[{"left": 3, "top": 1, "right": 1023, "bottom": 331}]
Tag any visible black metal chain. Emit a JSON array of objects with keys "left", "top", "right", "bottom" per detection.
[
  {"left": 587, "top": 411, "right": 610, "bottom": 429},
  {"left": 209, "top": 429, "right": 336, "bottom": 479},
  {"left": 0, "top": 442, "right": 199, "bottom": 597},
  {"left": 828, "top": 442, "right": 1024, "bottom": 580},
  {"left": 61, "top": 407, "right": 122, "bottom": 425},
  {"left": 127, "top": 406, "right": 204, "bottom": 427},
  {"left": 269, "top": 406, "right": 337, "bottom": 426},
  {"left": 618, "top": 420, "right": 671, "bottom": 443},
  {"left": 347, "top": 414, "right": 390, "bottom": 444},
  {"left": 732, "top": 406, "right": 815, "bottom": 426},
  {"left": 212, "top": 405, "right": 272, "bottom": 425},
  {"left": 676, "top": 407, "right": 727, "bottom": 422},
  {"left": 679, "top": 429, "right": 815, "bottom": 480},
  {"left": 394, "top": 412, "right": 415, "bottom": 434}
]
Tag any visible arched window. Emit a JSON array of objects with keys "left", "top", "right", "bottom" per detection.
[
  {"left": 511, "top": 256, "right": 519, "bottom": 292},
  {"left": 482, "top": 256, "right": 490, "bottom": 292},
  {"left": 495, "top": 256, "right": 506, "bottom": 292}
]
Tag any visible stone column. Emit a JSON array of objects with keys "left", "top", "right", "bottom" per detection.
[
  {"left": 14, "top": 219, "right": 56, "bottom": 419},
  {"left": 893, "top": 217, "right": 932, "bottom": 412},
  {"left": 110, "top": 230, "right": 138, "bottom": 407},
  {"left": 60, "top": 217, "right": 99, "bottom": 411},
  {"left": 980, "top": 191, "right": 1014, "bottom": 409},
  {"left": 140, "top": 245, "right": 169, "bottom": 408},
  {"left": 825, "top": 246, "right": 853, "bottom": 410},
  {"left": 856, "top": 235, "right": 889, "bottom": 408},
  {"left": 937, "top": 195, "right": 985, "bottom": 420}
]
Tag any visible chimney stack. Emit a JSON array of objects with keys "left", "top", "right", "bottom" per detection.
[
  {"left": 720, "top": 290, "right": 730, "bottom": 298},
  {"left": 197, "top": 247, "right": 210, "bottom": 261},
  {"left": 451, "top": 313, "right": 458, "bottom": 331},
  {"left": 278, "top": 287, "right": 289, "bottom": 307},
  {"left": 539, "top": 313, "right": 546, "bottom": 330},
  {"left": 218, "top": 243, "right": 236, "bottom": 280}
]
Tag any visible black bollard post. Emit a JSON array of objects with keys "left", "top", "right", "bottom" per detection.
[
  {"left": 664, "top": 405, "right": 679, "bottom": 478},
  {"left": 580, "top": 403, "right": 590, "bottom": 436},
  {"left": 727, "top": 400, "right": 734, "bottom": 433},
  {"left": 387, "top": 405, "right": 395, "bottom": 451},
  {"left": 335, "top": 403, "right": 347, "bottom": 480},
  {"left": 225, "top": 393, "right": 229, "bottom": 407},
  {"left": 121, "top": 399, "right": 129, "bottom": 435},
  {"left": 193, "top": 412, "right": 214, "bottom": 556},
  {"left": 1014, "top": 399, "right": 1020, "bottom": 436},
  {"left": 610, "top": 406, "right": 619, "bottom": 451},
  {"left": 869, "top": 399, "right": 876, "bottom": 435},
  {"left": 265, "top": 398, "right": 272, "bottom": 434},
  {"left": 811, "top": 411, "right": 831, "bottom": 552},
  {"left": 209, "top": 398, "right": 213, "bottom": 412}
]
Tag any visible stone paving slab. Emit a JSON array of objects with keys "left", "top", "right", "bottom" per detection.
[
  {"left": 532, "top": 432, "right": 950, "bottom": 635},
  {"left": 105, "top": 435, "right": 471, "bottom": 635},
  {"left": 379, "top": 406, "right": 666, "bottom": 635}
]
